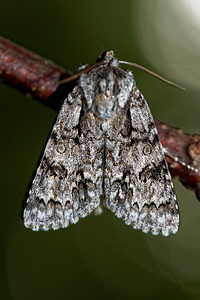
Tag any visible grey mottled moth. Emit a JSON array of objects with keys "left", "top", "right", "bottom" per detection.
[{"left": 24, "top": 50, "right": 179, "bottom": 236}]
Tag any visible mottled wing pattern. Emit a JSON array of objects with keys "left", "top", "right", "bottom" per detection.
[
  {"left": 24, "top": 50, "right": 179, "bottom": 236},
  {"left": 24, "top": 86, "right": 103, "bottom": 231},
  {"left": 104, "top": 85, "right": 179, "bottom": 236}
]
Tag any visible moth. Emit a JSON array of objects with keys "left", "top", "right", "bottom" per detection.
[{"left": 24, "top": 50, "right": 179, "bottom": 236}]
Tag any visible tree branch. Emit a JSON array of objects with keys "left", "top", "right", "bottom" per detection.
[
  {"left": 0, "top": 36, "right": 73, "bottom": 110},
  {"left": 1, "top": 36, "right": 200, "bottom": 199}
]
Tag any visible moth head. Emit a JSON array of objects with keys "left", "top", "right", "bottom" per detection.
[{"left": 79, "top": 51, "right": 134, "bottom": 119}]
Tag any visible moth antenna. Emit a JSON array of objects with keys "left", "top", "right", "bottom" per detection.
[
  {"left": 119, "top": 60, "right": 185, "bottom": 91},
  {"left": 59, "top": 62, "right": 102, "bottom": 85}
]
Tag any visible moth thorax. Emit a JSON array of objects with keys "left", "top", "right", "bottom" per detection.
[{"left": 92, "top": 88, "right": 119, "bottom": 119}]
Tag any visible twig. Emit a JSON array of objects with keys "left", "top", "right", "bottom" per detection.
[{"left": 0, "top": 36, "right": 72, "bottom": 109}]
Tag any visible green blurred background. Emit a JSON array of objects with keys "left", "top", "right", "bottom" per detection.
[{"left": 1, "top": 0, "right": 200, "bottom": 299}]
